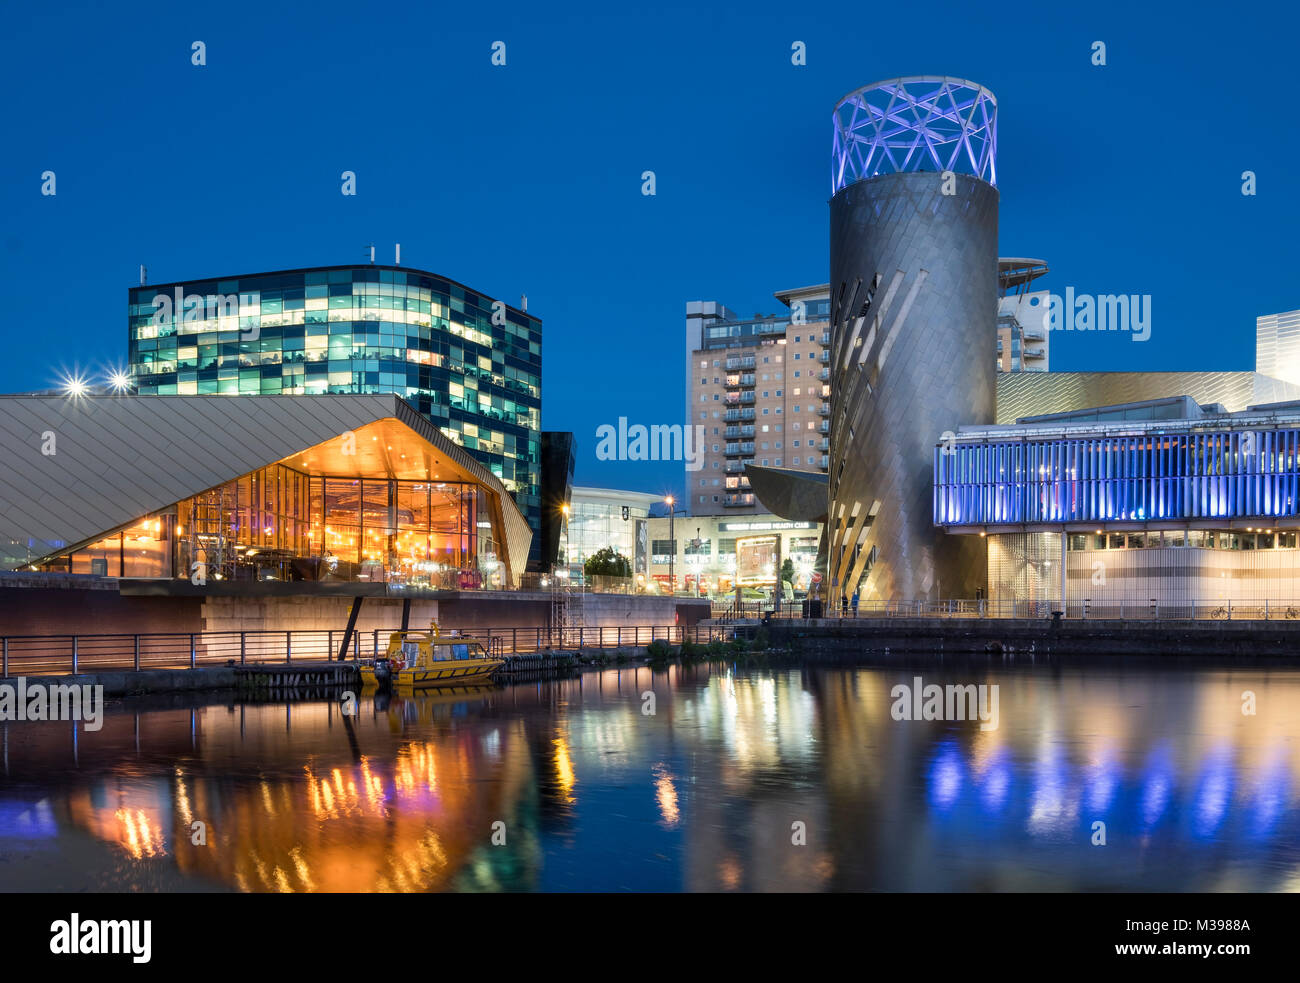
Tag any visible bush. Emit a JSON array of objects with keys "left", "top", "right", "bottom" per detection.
[{"left": 645, "top": 638, "right": 677, "bottom": 662}]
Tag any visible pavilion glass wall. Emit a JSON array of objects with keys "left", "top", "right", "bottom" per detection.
[
  {"left": 174, "top": 464, "right": 486, "bottom": 586},
  {"left": 39, "top": 515, "right": 175, "bottom": 577}
]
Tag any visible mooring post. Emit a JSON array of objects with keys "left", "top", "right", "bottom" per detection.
[
  {"left": 134, "top": 635, "right": 140, "bottom": 672},
  {"left": 189, "top": 634, "right": 196, "bottom": 669}
]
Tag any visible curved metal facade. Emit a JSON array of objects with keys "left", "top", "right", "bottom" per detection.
[
  {"left": 995, "top": 371, "right": 1300, "bottom": 424},
  {"left": 829, "top": 170, "right": 998, "bottom": 599}
]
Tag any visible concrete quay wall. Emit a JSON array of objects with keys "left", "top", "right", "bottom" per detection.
[{"left": 769, "top": 617, "right": 1300, "bottom": 658}]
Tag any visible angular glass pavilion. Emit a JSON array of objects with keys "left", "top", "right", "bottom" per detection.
[{"left": 0, "top": 393, "right": 531, "bottom": 591}]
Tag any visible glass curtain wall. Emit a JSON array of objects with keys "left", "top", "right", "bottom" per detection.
[
  {"left": 173, "top": 464, "right": 486, "bottom": 587},
  {"left": 38, "top": 516, "right": 175, "bottom": 577}
]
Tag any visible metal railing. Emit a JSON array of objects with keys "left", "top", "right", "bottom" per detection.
[
  {"left": 0, "top": 624, "right": 744, "bottom": 677},
  {"left": 708, "top": 597, "right": 1300, "bottom": 622}
]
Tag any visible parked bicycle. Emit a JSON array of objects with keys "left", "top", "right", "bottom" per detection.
[{"left": 1210, "top": 606, "right": 1230, "bottom": 620}]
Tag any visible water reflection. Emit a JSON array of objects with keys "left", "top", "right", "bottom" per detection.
[{"left": 2, "top": 662, "right": 1300, "bottom": 891}]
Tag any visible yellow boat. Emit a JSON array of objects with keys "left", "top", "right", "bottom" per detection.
[{"left": 359, "top": 621, "right": 506, "bottom": 689}]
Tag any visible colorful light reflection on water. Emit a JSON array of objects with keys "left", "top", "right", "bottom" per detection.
[{"left": 1, "top": 663, "right": 1300, "bottom": 891}]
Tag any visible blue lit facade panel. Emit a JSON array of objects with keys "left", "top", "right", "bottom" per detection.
[{"left": 934, "top": 430, "right": 1300, "bottom": 526}]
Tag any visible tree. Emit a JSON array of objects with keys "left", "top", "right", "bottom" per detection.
[
  {"left": 780, "top": 558, "right": 795, "bottom": 585},
  {"left": 585, "top": 547, "right": 631, "bottom": 579}
]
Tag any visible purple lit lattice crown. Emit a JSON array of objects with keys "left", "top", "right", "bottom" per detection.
[{"left": 832, "top": 76, "right": 997, "bottom": 194}]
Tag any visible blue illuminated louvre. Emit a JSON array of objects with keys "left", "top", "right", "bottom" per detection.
[{"left": 934, "top": 430, "right": 1300, "bottom": 525}]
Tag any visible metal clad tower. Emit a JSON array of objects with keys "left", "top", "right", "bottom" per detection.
[{"left": 829, "top": 77, "right": 998, "bottom": 600}]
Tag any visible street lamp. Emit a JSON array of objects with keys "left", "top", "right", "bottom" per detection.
[
  {"left": 560, "top": 502, "right": 571, "bottom": 583},
  {"left": 664, "top": 494, "right": 675, "bottom": 595},
  {"left": 59, "top": 371, "right": 89, "bottom": 398},
  {"left": 695, "top": 526, "right": 704, "bottom": 598}
]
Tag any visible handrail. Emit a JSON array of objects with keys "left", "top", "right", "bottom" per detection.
[
  {"left": 0, "top": 624, "right": 729, "bottom": 677},
  {"left": 708, "top": 596, "right": 1300, "bottom": 623}
]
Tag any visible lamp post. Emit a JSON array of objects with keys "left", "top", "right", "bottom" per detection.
[
  {"left": 560, "top": 502, "right": 571, "bottom": 584},
  {"left": 696, "top": 526, "right": 704, "bottom": 598},
  {"left": 665, "top": 494, "right": 675, "bottom": 595}
]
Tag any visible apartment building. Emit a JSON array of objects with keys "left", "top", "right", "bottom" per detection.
[{"left": 685, "top": 284, "right": 832, "bottom": 516}]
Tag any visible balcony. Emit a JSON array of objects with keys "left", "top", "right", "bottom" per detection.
[
  {"left": 819, "top": 350, "right": 830, "bottom": 362},
  {"left": 723, "top": 493, "right": 756, "bottom": 508},
  {"left": 725, "top": 442, "right": 755, "bottom": 456},
  {"left": 725, "top": 373, "right": 755, "bottom": 389},
  {"left": 819, "top": 368, "right": 829, "bottom": 381},
  {"left": 818, "top": 438, "right": 829, "bottom": 450},
  {"left": 724, "top": 461, "right": 747, "bottom": 474},
  {"left": 724, "top": 356, "right": 756, "bottom": 371},
  {"left": 1024, "top": 347, "right": 1046, "bottom": 360},
  {"left": 724, "top": 408, "right": 756, "bottom": 421},
  {"left": 819, "top": 421, "right": 830, "bottom": 434},
  {"left": 819, "top": 404, "right": 830, "bottom": 417},
  {"left": 821, "top": 332, "right": 831, "bottom": 345},
  {"left": 724, "top": 425, "right": 754, "bottom": 439},
  {"left": 820, "top": 455, "right": 829, "bottom": 469}
]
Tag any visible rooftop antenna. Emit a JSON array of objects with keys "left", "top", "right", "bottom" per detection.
[
  {"left": 395, "top": 243, "right": 401, "bottom": 266},
  {"left": 521, "top": 294, "right": 528, "bottom": 312},
  {"left": 139, "top": 265, "right": 147, "bottom": 286},
  {"left": 366, "top": 243, "right": 375, "bottom": 264}
]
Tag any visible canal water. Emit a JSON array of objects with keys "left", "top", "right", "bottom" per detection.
[{"left": 2, "top": 660, "right": 1299, "bottom": 892}]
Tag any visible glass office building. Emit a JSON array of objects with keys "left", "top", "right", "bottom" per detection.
[{"left": 127, "top": 265, "right": 542, "bottom": 562}]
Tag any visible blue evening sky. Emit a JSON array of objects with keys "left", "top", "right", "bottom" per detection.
[{"left": 2, "top": 1, "right": 1292, "bottom": 504}]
